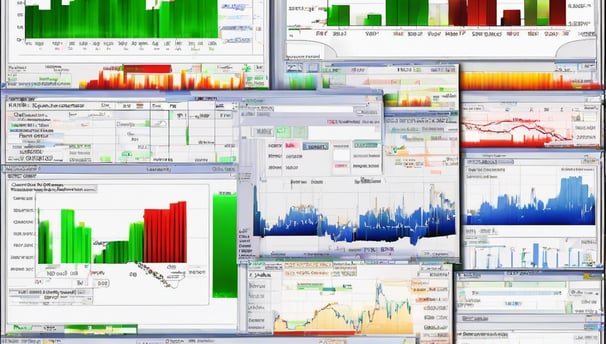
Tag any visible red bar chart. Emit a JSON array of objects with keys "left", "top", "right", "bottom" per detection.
[{"left": 144, "top": 201, "right": 187, "bottom": 263}]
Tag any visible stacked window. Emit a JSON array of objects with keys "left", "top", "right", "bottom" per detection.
[{"left": 0, "top": 0, "right": 604, "bottom": 343}]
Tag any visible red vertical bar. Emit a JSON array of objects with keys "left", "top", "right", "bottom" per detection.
[
  {"left": 150, "top": 210, "right": 156, "bottom": 262},
  {"left": 177, "top": 202, "right": 184, "bottom": 262},
  {"left": 167, "top": 208, "right": 172, "bottom": 262},
  {"left": 170, "top": 203, "right": 177, "bottom": 262},
  {"left": 467, "top": 0, "right": 479, "bottom": 26},
  {"left": 448, "top": 0, "right": 467, "bottom": 26},
  {"left": 171, "top": 203, "right": 178, "bottom": 262},
  {"left": 149, "top": 210, "right": 154, "bottom": 263},
  {"left": 486, "top": 0, "right": 497, "bottom": 26},
  {"left": 157, "top": 210, "right": 163, "bottom": 263},
  {"left": 98, "top": 70, "right": 104, "bottom": 88},
  {"left": 477, "top": 1, "right": 487, "bottom": 25},
  {"left": 503, "top": 10, "right": 521, "bottom": 26},
  {"left": 549, "top": 0, "right": 566, "bottom": 26},
  {"left": 167, "top": 205, "right": 172, "bottom": 262},
  {"left": 176, "top": 202, "right": 182, "bottom": 263},
  {"left": 149, "top": 210, "right": 156, "bottom": 263},
  {"left": 153, "top": 210, "right": 159, "bottom": 263},
  {"left": 181, "top": 201, "right": 187, "bottom": 263},
  {"left": 169, "top": 207, "right": 173, "bottom": 262},
  {"left": 144, "top": 209, "right": 150, "bottom": 262},
  {"left": 163, "top": 209, "right": 170, "bottom": 262}
]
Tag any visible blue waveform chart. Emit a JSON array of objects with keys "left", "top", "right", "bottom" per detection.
[
  {"left": 253, "top": 184, "right": 456, "bottom": 246},
  {"left": 466, "top": 176, "right": 595, "bottom": 226}
]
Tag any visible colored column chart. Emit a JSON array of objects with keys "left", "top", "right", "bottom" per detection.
[
  {"left": 25, "top": 0, "right": 219, "bottom": 39},
  {"left": 6, "top": 174, "right": 239, "bottom": 330},
  {"left": 246, "top": 261, "right": 452, "bottom": 341},
  {"left": 43, "top": 201, "right": 188, "bottom": 265},
  {"left": 11, "top": 180, "right": 210, "bottom": 306},
  {"left": 462, "top": 152, "right": 602, "bottom": 269},
  {"left": 7, "top": 0, "right": 269, "bottom": 89},
  {"left": 284, "top": 0, "right": 598, "bottom": 60}
]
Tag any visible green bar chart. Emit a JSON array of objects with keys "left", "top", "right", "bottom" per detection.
[
  {"left": 212, "top": 193, "right": 238, "bottom": 298},
  {"left": 25, "top": 0, "right": 219, "bottom": 39}
]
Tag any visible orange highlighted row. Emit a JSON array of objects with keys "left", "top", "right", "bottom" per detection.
[
  {"left": 461, "top": 72, "right": 602, "bottom": 90},
  {"left": 80, "top": 67, "right": 245, "bottom": 90},
  {"left": 385, "top": 94, "right": 433, "bottom": 107}
]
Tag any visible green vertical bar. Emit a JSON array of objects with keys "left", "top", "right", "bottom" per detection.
[
  {"left": 117, "top": 242, "right": 123, "bottom": 264},
  {"left": 74, "top": 224, "right": 80, "bottom": 263},
  {"left": 398, "top": 0, "right": 409, "bottom": 25},
  {"left": 416, "top": 0, "right": 429, "bottom": 26},
  {"left": 408, "top": 0, "right": 418, "bottom": 25},
  {"left": 327, "top": 6, "right": 340, "bottom": 26},
  {"left": 132, "top": 222, "right": 143, "bottom": 262},
  {"left": 75, "top": 223, "right": 84, "bottom": 263},
  {"left": 129, "top": 224, "right": 136, "bottom": 262},
  {"left": 185, "top": 127, "right": 190, "bottom": 145},
  {"left": 107, "top": 243, "right": 115, "bottom": 264},
  {"left": 113, "top": 242, "right": 119, "bottom": 264},
  {"left": 204, "top": 0, "right": 219, "bottom": 39},
  {"left": 339, "top": 5, "right": 350, "bottom": 26},
  {"left": 71, "top": 0, "right": 91, "bottom": 37},
  {"left": 151, "top": 0, "right": 159, "bottom": 38},
  {"left": 47, "top": 223, "right": 53, "bottom": 264},
  {"left": 212, "top": 194, "right": 237, "bottom": 298},
  {"left": 364, "top": 14, "right": 382, "bottom": 26},
  {"left": 305, "top": 74, "right": 316, "bottom": 89},
  {"left": 125, "top": 241, "right": 130, "bottom": 263},
  {"left": 108, "top": 0, "right": 121, "bottom": 38},
  {"left": 159, "top": 0, "right": 170, "bottom": 38},
  {"left": 38, "top": 220, "right": 45, "bottom": 264},
  {"left": 133, "top": 0, "right": 145, "bottom": 37},
  {"left": 84, "top": 227, "right": 91, "bottom": 263},
  {"left": 61, "top": 211, "right": 67, "bottom": 263},
  {"left": 53, "top": 0, "right": 64, "bottom": 38},
  {"left": 146, "top": 0, "right": 155, "bottom": 38},
  {"left": 122, "top": 241, "right": 129, "bottom": 263},
  {"left": 129, "top": 225, "right": 144, "bottom": 262},
  {"left": 94, "top": 253, "right": 103, "bottom": 264},
  {"left": 174, "top": 0, "right": 184, "bottom": 37},
  {"left": 138, "top": 223, "right": 144, "bottom": 262},
  {"left": 76, "top": 225, "right": 85, "bottom": 263},
  {"left": 25, "top": 5, "right": 34, "bottom": 39},
  {"left": 68, "top": 214, "right": 75, "bottom": 263},
  {"left": 525, "top": 0, "right": 538, "bottom": 26},
  {"left": 61, "top": 209, "right": 75, "bottom": 263},
  {"left": 98, "top": 0, "right": 108, "bottom": 38},
  {"left": 537, "top": 0, "right": 549, "bottom": 25},
  {"left": 38, "top": 220, "right": 52, "bottom": 264},
  {"left": 386, "top": 0, "right": 398, "bottom": 26}
]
